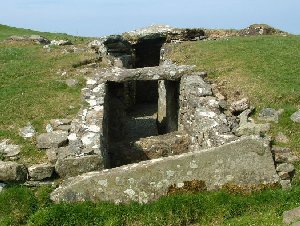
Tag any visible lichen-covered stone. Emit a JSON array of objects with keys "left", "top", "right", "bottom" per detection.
[
  {"left": 276, "top": 163, "right": 295, "bottom": 173},
  {"left": 235, "top": 122, "right": 270, "bottom": 136},
  {"left": 283, "top": 206, "right": 300, "bottom": 225},
  {"left": 258, "top": 108, "right": 283, "bottom": 123},
  {"left": 19, "top": 123, "right": 36, "bottom": 138},
  {"left": 0, "top": 161, "right": 27, "bottom": 182},
  {"left": 50, "top": 119, "right": 72, "bottom": 129},
  {"left": 96, "top": 64, "right": 195, "bottom": 83},
  {"left": 272, "top": 147, "right": 299, "bottom": 163},
  {"left": 0, "top": 140, "right": 21, "bottom": 158},
  {"left": 291, "top": 110, "right": 300, "bottom": 123},
  {"left": 230, "top": 98, "right": 250, "bottom": 114},
  {"left": 9, "top": 35, "right": 50, "bottom": 44},
  {"left": 51, "top": 137, "right": 278, "bottom": 204},
  {"left": 55, "top": 155, "right": 103, "bottom": 178},
  {"left": 28, "top": 164, "right": 54, "bottom": 181},
  {"left": 36, "top": 131, "right": 68, "bottom": 149}
]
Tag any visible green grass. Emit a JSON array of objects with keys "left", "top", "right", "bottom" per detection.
[
  {"left": 0, "top": 183, "right": 300, "bottom": 225},
  {"left": 0, "top": 25, "right": 95, "bottom": 164},
  {"left": 0, "top": 24, "right": 90, "bottom": 43},
  {"left": 167, "top": 35, "right": 300, "bottom": 154}
]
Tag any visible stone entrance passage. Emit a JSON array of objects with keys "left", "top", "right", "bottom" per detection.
[
  {"left": 133, "top": 37, "right": 165, "bottom": 68},
  {"left": 104, "top": 79, "right": 180, "bottom": 168}
]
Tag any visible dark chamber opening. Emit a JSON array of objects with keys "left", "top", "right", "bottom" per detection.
[
  {"left": 105, "top": 81, "right": 158, "bottom": 168},
  {"left": 134, "top": 37, "right": 166, "bottom": 68}
]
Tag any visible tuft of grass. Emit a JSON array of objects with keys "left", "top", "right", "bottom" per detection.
[
  {"left": 0, "top": 186, "right": 38, "bottom": 225},
  {"left": 166, "top": 35, "right": 300, "bottom": 153}
]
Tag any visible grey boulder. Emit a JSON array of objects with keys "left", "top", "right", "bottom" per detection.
[
  {"left": 0, "top": 140, "right": 21, "bottom": 158},
  {"left": 36, "top": 131, "right": 68, "bottom": 149},
  {"left": 28, "top": 163, "right": 54, "bottom": 181},
  {"left": 283, "top": 206, "right": 300, "bottom": 225},
  {"left": 230, "top": 98, "right": 250, "bottom": 114},
  {"left": 19, "top": 123, "right": 36, "bottom": 138},
  {"left": 55, "top": 155, "right": 103, "bottom": 178},
  {"left": 291, "top": 110, "right": 300, "bottom": 123},
  {"left": 0, "top": 161, "right": 27, "bottom": 182},
  {"left": 235, "top": 122, "right": 270, "bottom": 136},
  {"left": 259, "top": 108, "right": 283, "bottom": 123}
]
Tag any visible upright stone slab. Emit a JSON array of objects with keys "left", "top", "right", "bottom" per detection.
[{"left": 51, "top": 136, "right": 278, "bottom": 204}]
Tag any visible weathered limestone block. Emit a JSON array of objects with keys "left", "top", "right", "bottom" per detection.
[
  {"left": 0, "top": 140, "right": 21, "bottom": 158},
  {"left": 272, "top": 147, "right": 299, "bottom": 163},
  {"left": 36, "top": 131, "right": 68, "bottom": 149},
  {"left": 258, "top": 108, "right": 283, "bottom": 123},
  {"left": 0, "top": 161, "right": 27, "bottom": 182},
  {"left": 55, "top": 155, "right": 103, "bottom": 178},
  {"left": 230, "top": 98, "right": 250, "bottom": 114},
  {"left": 283, "top": 206, "right": 300, "bottom": 225},
  {"left": 28, "top": 164, "right": 54, "bottom": 181},
  {"left": 134, "top": 132, "right": 190, "bottom": 159},
  {"left": 97, "top": 64, "right": 194, "bottom": 83},
  {"left": 46, "top": 148, "right": 59, "bottom": 164},
  {"left": 180, "top": 75, "right": 212, "bottom": 97},
  {"left": 276, "top": 163, "right": 295, "bottom": 173},
  {"left": 19, "top": 123, "right": 36, "bottom": 138},
  {"left": 50, "top": 119, "right": 72, "bottom": 131},
  {"left": 9, "top": 35, "right": 50, "bottom": 44},
  {"left": 51, "top": 136, "right": 278, "bottom": 204},
  {"left": 46, "top": 146, "right": 82, "bottom": 164},
  {"left": 291, "top": 110, "right": 300, "bottom": 123},
  {"left": 235, "top": 122, "right": 270, "bottom": 136}
]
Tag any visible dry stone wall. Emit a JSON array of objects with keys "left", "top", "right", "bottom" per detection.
[{"left": 51, "top": 136, "right": 279, "bottom": 204}]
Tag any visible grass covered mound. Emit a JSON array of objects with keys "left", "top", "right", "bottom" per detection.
[
  {"left": 166, "top": 35, "right": 300, "bottom": 153},
  {"left": 0, "top": 25, "right": 95, "bottom": 164},
  {"left": 0, "top": 184, "right": 300, "bottom": 225}
]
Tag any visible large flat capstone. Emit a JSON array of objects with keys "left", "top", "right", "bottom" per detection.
[{"left": 51, "top": 136, "right": 279, "bottom": 204}]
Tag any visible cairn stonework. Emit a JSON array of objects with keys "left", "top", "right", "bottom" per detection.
[{"left": 2, "top": 25, "right": 295, "bottom": 203}]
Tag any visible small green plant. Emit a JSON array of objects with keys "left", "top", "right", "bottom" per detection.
[{"left": 0, "top": 152, "right": 4, "bottom": 161}]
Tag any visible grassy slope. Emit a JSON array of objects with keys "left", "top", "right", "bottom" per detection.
[
  {"left": 0, "top": 25, "right": 94, "bottom": 164},
  {"left": 167, "top": 35, "right": 300, "bottom": 153}
]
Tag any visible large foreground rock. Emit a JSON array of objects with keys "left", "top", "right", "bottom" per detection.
[
  {"left": 51, "top": 136, "right": 279, "bottom": 204},
  {"left": 0, "top": 161, "right": 27, "bottom": 182}
]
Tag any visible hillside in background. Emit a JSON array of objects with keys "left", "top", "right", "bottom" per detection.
[{"left": 0, "top": 24, "right": 300, "bottom": 226}]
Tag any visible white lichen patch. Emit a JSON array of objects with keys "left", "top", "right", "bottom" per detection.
[
  {"left": 177, "top": 182, "right": 184, "bottom": 188},
  {"left": 197, "top": 111, "right": 217, "bottom": 118},
  {"left": 166, "top": 170, "right": 175, "bottom": 178},
  {"left": 98, "top": 179, "right": 108, "bottom": 187},
  {"left": 68, "top": 133, "right": 77, "bottom": 141},
  {"left": 139, "top": 192, "right": 149, "bottom": 204},
  {"left": 124, "top": 189, "right": 135, "bottom": 198},
  {"left": 87, "top": 125, "right": 101, "bottom": 133},
  {"left": 86, "top": 79, "right": 97, "bottom": 85},
  {"left": 190, "top": 160, "right": 198, "bottom": 169}
]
